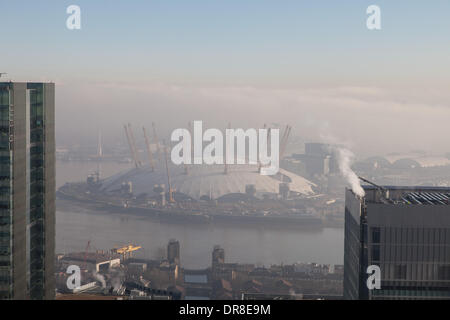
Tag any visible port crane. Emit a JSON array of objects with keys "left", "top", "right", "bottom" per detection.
[
  {"left": 127, "top": 123, "right": 142, "bottom": 167},
  {"left": 143, "top": 126, "right": 155, "bottom": 171},
  {"left": 124, "top": 124, "right": 139, "bottom": 168},
  {"left": 152, "top": 122, "right": 162, "bottom": 162},
  {"left": 279, "top": 125, "right": 292, "bottom": 160},
  {"left": 123, "top": 123, "right": 143, "bottom": 168}
]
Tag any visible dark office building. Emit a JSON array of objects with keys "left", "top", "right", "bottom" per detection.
[
  {"left": 167, "top": 239, "right": 180, "bottom": 265},
  {"left": 344, "top": 185, "right": 450, "bottom": 300},
  {"left": 0, "top": 82, "right": 55, "bottom": 299}
]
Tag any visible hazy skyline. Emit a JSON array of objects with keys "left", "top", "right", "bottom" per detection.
[{"left": 2, "top": 1, "right": 450, "bottom": 156}]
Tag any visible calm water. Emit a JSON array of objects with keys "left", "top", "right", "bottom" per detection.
[{"left": 56, "top": 160, "right": 344, "bottom": 269}]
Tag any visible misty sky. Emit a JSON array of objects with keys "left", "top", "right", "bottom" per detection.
[{"left": 2, "top": 1, "right": 450, "bottom": 156}]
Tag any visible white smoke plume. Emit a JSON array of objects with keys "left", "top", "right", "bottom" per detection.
[
  {"left": 336, "top": 147, "right": 365, "bottom": 197},
  {"left": 93, "top": 271, "right": 106, "bottom": 288}
]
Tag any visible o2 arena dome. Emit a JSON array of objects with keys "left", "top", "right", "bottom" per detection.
[{"left": 100, "top": 163, "right": 316, "bottom": 201}]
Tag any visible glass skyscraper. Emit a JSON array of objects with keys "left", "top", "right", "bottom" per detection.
[
  {"left": 344, "top": 185, "right": 450, "bottom": 300},
  {"left": 0, "top": 82, "right": 55, "bottom": 300}
]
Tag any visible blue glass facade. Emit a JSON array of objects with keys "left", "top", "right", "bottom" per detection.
[
  {"left": 0, "top": 83, "right": 12, "bottom": 298},
  {"left": 0, "top": 82, "right": 54, "bottom": 300}
]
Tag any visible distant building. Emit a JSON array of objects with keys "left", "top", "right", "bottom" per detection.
[
  {"left": 293, "top": 262, "right": 330, "bottom": 276},
  {"left": 212, "top": 245, "right": 225, "bottom": 269},
  {"left": 167, "top": 239, "right": 180, "bottom": 265},
  {"left": 0, "top": 82, "right": 55, "bottom": 300},
  {"left": 291, "top": 143, "right": 340, "bottom": 178},
  {"left": 344, "top": 185, "right": 450, "bottom": 300}
]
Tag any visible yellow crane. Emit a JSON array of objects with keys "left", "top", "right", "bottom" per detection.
[{"left": 112, "top": 244, "right": 142, "bottom": 260}]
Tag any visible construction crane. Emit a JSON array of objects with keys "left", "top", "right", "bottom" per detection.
[
  {"left": 279, "top": 125, "right": 292, "bottom": 160},
  {"left": 112, "top": 244, "right": 142, "bottom": 260},
  {"left": 152, "top": 122, "right": 162, "bottom": 162},
  {"left": 163, "top": 140, "right": 175, "bottom": 203},
  {"left": 280, "top": 125, "right": 288, "bottom": 153},
  {"left": 124, "top": 124, "right": 139, "bottom": 168},
  {"left": 82, "top": 240, "right": 91, "bottom": 272},
  {"left": 143, "top": 126, "right": 155, "bottom": 171},
  {"left": 128, "top": 123, "right": 142, "bottom": 167},
  {"left": 183, "top": 121, "right": 193, "bottom": 175},
  {"left": 278, "top": 125, "right": 288, "bottom": 159}
]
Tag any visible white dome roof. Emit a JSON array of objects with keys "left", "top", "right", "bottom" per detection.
[{"left": 101, "top": 164, "right": 316, "bottom": 200}]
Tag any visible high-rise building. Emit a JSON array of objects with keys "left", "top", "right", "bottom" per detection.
[
  {"left": 0, "top": 82, "right": 55, "bottom": 300},
  {"left": 291, "top": 143, "right": 340, "bottom": 178},
  {"left": 167, "top": 239, "right": 180, "bottom": 265},
  {"left": 344, "top": 184, "right": 450, "bottom": 300}
]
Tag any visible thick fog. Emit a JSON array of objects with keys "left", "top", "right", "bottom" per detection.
[{"left": 56, "top": 81, "right": 450, "bottom": 157}]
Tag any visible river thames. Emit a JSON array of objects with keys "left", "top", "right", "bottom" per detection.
[{"left": 56, "top": 160, "right": 344, "bottom": 269}]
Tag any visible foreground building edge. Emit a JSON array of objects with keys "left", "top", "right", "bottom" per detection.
[{"left": 0, "top": 82, "right": 55, "bottom": 299}]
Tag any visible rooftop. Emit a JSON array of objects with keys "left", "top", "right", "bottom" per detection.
[
  {"left": 360, "top": 185, "right": 450, "bottom": 206},
  {"left": 401, "top": 191, "right": 450, "bottom": 205}
]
